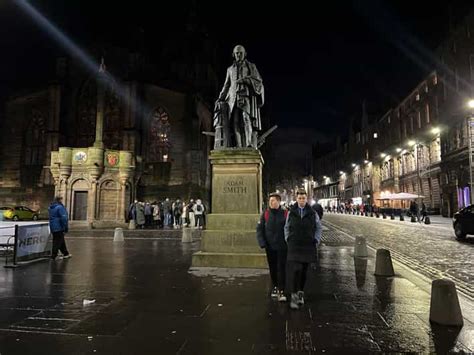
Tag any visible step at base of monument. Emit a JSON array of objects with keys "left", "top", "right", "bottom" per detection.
[
  {"left": 201, "top": 230, "right": 261, "bottom": 253},
  {"left": 192, "top": 251, "right": 267, "bottom": 269},
  {"left": 206, "top": 214, "right": 259, "bottom": 230}
]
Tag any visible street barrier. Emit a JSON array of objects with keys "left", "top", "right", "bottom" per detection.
[
  {"left": 424, "top": 217, "right": 431, "bottom": 225},
  {"left": 4, "top": 223, "right": 52, "bottom": 268},
  {"left": 429, "top": 279, "right": 463, "bottom": 326},
  {"left": 128, "top": 219, "right": 136, "bottom": 230},
  {"left": 354, "top": 236, "right": 368, "bottom": 257},
  {"left": 374, "top": 249, "right": 395, "bottom": 277},
  {"left": 390, "top": 214, "right": 395, "bottom": 220},
  {"left": 400, "top": 215, "right": 404, "bottom": 221},
  {"left": 410, "top": 216, "right": 417, "bottom": 223}
]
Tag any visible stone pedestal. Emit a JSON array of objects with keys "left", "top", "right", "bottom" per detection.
[{"left": 192, "top": 149, "right": 267, "bottom": 268}]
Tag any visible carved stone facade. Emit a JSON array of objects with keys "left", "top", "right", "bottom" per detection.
[{"left": 0, "top": 47, "right": 215, "bottom": 213}]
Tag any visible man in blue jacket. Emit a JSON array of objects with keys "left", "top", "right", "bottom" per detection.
[{"left": 48, "top": 196, "right": 71, "bottom": 260}]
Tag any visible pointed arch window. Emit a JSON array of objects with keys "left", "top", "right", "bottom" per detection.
[{"left": 148, "top": 107, "right": 171, "bottom": 162}]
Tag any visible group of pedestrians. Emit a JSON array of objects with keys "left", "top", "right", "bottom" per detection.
[
  {"left": 257, "top": 190, "right": 322, "bottom": 310},
  {"left": 128, "top": 198, "right": 206, "bottom": 229}
]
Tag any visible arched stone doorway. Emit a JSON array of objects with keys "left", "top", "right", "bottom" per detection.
[{"left": 71, "top": 179, "right": 90, "bottom": 220}]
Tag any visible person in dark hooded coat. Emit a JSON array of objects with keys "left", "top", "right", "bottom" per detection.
[{"left": 284, "top": 190, "right": 322, "bottom": 310}]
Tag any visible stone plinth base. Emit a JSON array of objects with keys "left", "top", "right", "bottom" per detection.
[{"left": 191, "top": 149, "right": 266, "bottom": 268}]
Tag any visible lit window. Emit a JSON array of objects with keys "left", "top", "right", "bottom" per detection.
[
  {"left": 149, "top": 107, "right": 171, "bottom": 162},
  {"left": 373, "top": 132, "right": 378, "bottom": 139}
]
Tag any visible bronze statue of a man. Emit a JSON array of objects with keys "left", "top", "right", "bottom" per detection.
[{"left": 217, "top": 45, "right": 264, "bottom": 148}]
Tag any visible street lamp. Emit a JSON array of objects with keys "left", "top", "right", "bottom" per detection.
[
  {"left": 431, "top": 127, "right": 440, "bottom": 135},
  {"left": 467, "top": 100, "right": 474, "bottom": 204}
]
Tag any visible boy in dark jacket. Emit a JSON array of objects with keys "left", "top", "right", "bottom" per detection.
[
  {"left": 284, "top": 190, "right": 322, "bottom": 310},
  {"left": 48, "top": 196, "right": 71, "bottom": 260},
  {"left": 257, "top": 193, "right": 288, "bottom": 302}
]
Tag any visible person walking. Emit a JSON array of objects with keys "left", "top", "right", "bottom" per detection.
[
  {"left": 420, "top": 202, "right": 427, "bottom": 222},
  {"left": 48, "top": 196, "right": 71, "bottom": 260},
  {"left": 257, "top": 192, "right": 288, "bottom": 302},
  {"left": 284, "top": 189, "right": 322, "bottom": 310},
  {"left": 152, "top": 202, "right": 161, "bottom": 229},
  {"left": 144, "top": 202, "right": 153, "bottom": 228},
  {"left": 136, "top": 202, "right": 146, "bottom": 229},
  {"left": 311, "top": 200, "right": 324, "bottom": 220},
  {"left": 193, "top": 199, "right": 205, "bottom": 229},
  {"left": 162, "top": 198, "right": 172, "bottom": 228}
]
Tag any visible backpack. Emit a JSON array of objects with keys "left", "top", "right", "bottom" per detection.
[
  {"left": 196, "top": 204, "right": 203, "bottom": 212},
  {"left": 264, "top": 209, "right": 288, "bottom": 223}
]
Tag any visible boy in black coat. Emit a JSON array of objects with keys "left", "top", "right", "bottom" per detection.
[
  {"left": 284, "top": 190, "right": 322, "bottom": 309},
  {"left": 257, "top": 193, "right": 288, "bottom": 302}
]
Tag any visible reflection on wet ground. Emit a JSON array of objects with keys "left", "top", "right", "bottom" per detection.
[{"left": 0, "top": 228, "right": 471, "bottom": 354}]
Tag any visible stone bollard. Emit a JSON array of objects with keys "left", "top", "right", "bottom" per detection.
[
  {"left": 382, "top": 213, "right": 387, "bottom": 219},
  {"left": 374, "top": 249, "right": 395, "bottom": 277},
  {"left": 113, "top": 228, "right": 124, "bottom": 242},
  {"left": 357, "top": 211, "right": 360, "bottom": 215},
  {"left": 411, "top": 216, "right": 417, "bottom": 223},
  {"left": 390, "top": 214, "right": 395, "bottom": 220},
  {"left": 129, "top": 219, "right": 136, "bottom": 230},
  {"left": 370, "top": 212, "right": 374, "bottom": 217},
  {"left": 400, "top": 215, "right": 404, "bottom": 221},
  {"left": 376, "top": 212, "right": 380, "bottom": 218},
  {"left": 424, "top": 216, "right": 431, "bottom": 225},
  {"left": 181, "top": 228, "right": 193, "bottom": 243},
  {"left": 354, "top": 236, "right": 368, "bottom": 258},
  {"left": 429, "top": 279, "right": 463, "bottom": 326}
]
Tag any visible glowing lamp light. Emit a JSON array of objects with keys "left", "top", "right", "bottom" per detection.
[
  {"left": 364, "top": 160, "right": 369, "bottom": 164},
  {"left": 380, "top": 153, "right": 386, "bottom": 158},
  {"left": 468, "top": 100, "right": 474, "bottom": 109},
  {"left": 431, "top": 127, "right": 440, "bottom": 135},
  {"left": 408, "top": 140, "right": 416, "bottom": 146},
  {"left": 351, "top": 163, "right": 356, "bottom": 167},
  {"left": 396, "top": 148, "right": 402, "bottom": 153},
  {"left": 339, "top": 171, "right": 344, "bottom": 175}
]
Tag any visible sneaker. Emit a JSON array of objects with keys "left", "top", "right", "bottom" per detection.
[
  {"left": 290, "top": 293, "right": 299, "bottom": 309},
  {"left": 62, "top": 254, "right": 72, "bottom": 259},
  {"left": 277, "top": 291, "right": 287, "bottom": 302},
  {"left": 270, "top": 287, "right": 279, "bottom": 298},
  {"left": 297, "top": 291, "right": 305, "bottom": 306}
]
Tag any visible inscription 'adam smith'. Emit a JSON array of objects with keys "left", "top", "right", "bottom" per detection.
[{"left": 223, "top": 179, "right": 247, "bottom": 194}]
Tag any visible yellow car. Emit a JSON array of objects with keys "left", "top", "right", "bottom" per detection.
[{"left": 2, "top": 206, "right": 40, "bottom": 221}]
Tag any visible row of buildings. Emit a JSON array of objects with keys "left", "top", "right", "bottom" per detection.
[{"left": 313, "top": 11, "right": 474, "bottom": 217}]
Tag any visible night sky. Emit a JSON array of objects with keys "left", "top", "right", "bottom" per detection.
[{"left": 1, "top": 0, "right": 473, "bottom": 136}]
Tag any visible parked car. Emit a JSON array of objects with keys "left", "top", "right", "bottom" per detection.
[
  {"left": 2, "top": 206, "right": 40, "bottom": 221},
  {"left": 452, "top": 206, "right": 474, "bottom": 240},
  {"left": 0, "top": 206, "right": 11, "bottom": 221}
]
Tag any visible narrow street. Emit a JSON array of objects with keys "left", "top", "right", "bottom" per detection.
[{"left": 324, "top": 213, "right": 474, "bottom": 298}]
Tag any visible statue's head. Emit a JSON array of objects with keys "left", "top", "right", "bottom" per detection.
[{"left": 233, "top": 45, "right": 246, "bottom": 62}]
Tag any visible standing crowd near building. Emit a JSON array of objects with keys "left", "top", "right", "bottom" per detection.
[
  {"left": 128, "top": 198, "right": 206, "bottom": 229},
  {"left": 314, "top": 12, "right": 474, "bottom": 217}
]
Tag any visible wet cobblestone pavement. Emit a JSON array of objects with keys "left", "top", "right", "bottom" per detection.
[
  {"left": 324, "top": 213, "right": 474, "bottom": 298},
  {"left": 0, "top": 226, "right": 472, "bottom": 354}
]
